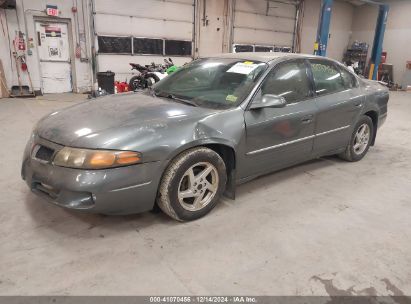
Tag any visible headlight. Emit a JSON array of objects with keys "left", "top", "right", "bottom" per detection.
[{"left": 53, "top": 147, "right": 141, "bottom": 169}]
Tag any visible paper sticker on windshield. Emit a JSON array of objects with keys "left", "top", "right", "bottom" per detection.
[
  {"left": 226, "top": 95, "right": 238, "bottom": 102},
  {"left": 227, "top": 62, "right": 258, "bottom": 75}
]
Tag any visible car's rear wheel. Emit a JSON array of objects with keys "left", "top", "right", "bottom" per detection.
[
  {"left": 157, "top": 147, "right": 227, "bottom": 221},
  {"left": 339, "top": 115, "right": 374, "bottom": 162}
]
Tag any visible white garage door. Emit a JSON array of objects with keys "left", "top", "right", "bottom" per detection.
[
  {"left": 233, "top": 0, "right": 297, "bottom": 53},
  {"left": 94, "top": 0, "right": 194, "bottom": 81}
]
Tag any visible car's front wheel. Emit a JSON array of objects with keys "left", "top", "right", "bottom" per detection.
[
  {"left": 339, "top": 115, "right": 374, "bottom": 162},
  {"left": 157, "top": 147, "right": 227, "bottom": 221}
]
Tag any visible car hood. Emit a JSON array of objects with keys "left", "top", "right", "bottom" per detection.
[{"left": 36, "top": 92, "right": 218, "bottom": 148}]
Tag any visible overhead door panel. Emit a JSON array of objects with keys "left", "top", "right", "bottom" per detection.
[
  {"left": 95, "top": 0, "right": 193, "bottom": 18},
  {"left": 234, "top": 28, "right": 293, "bottom": 46},
  {"left": 233, "top": 0, "right": 297, "bottom": 51},
  {"left": 235, "top": 0, "right": 295, "bottom": 18},
  {"left": 94, "top": 0, "right": 194, "bottom": 81},
  {"left": 95, "top": 14, "right": 193, "bottom": 39}
]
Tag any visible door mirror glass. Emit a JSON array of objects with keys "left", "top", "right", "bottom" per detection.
[{"left": 250, "top": 94, "right": 286, "bottom": 109}]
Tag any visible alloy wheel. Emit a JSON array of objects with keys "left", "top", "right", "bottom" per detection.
[
  {"left": 177, "top": 162, "right": 219, "bottom": 211},
  {"left": 353, "top": 123, "right": 370, "bottom": 155}
]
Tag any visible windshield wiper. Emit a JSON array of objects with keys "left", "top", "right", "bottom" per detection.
[{"left": 153, "top": 90, "right": 197, "bottom": 107}]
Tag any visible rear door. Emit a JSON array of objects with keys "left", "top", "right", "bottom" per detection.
[
  {"left": 308, "top": 59, "right": 364, "bottom": 156},
  {"left": 242, "top": 59, "right": 317, "bottom": 178}
]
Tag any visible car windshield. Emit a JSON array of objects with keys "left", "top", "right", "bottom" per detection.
[{"left": 153, "top": 58, "right": 268, "bottom": 109}]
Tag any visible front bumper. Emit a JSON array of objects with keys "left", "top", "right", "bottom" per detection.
[{"left": 21, "top": 136, "right": 163, "bottom": 215}]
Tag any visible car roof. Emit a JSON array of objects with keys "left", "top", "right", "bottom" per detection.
[{"left": 206, "top": 52, "right": 326, "bottom": 63}]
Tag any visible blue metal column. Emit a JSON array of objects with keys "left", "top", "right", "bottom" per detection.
[
  {"left": 369, "top": 4, "right": 389, "bottom": 80},
  {"left": 314, "top": 0, "right": 333, "bottom": 56}
]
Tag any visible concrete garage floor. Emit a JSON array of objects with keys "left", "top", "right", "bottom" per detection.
[{"left": 0, "top": 92, "right": 410, "bottom": 296}]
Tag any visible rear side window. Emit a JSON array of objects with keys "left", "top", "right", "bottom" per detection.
[
  {"left": 339, "top": 67, "right": 358, "bottom": 89},
  {"left": 261, "top": 60, "right": 311, "bottom": 104},
  {"left": 310, "top": 61, "right": 345, "bottom": 95}
]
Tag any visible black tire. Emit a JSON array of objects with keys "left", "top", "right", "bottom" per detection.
[
  {"left": 339, "top": 115, "right": 374, "bottom": 162},
  {"left": 129, "top": 75, "right": 145, "bottom": 91},
  {"left": 157, "top": 147, "right": 227, "bottom": 221},
  {"left": 145, "top": 73, "right": 160, "bottom": 88}
]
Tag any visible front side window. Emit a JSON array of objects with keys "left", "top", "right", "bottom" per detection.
[
  {"left": 310, "top": 60, "right": 345, "bottom": 96},
  {"left": 260, "top": 60, "right": 311, "bottom": 104},
  {"left": 153, "top": 58, "right": 268, "bottom": 109}
]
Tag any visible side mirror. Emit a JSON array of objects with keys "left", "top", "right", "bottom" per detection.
[{"left": 250, "top": 94, "right": 287, "bottom": 109}]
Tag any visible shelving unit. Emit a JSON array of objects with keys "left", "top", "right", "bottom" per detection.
[{"left": 343, "top": 46, "right": 369, "bottom": 76}]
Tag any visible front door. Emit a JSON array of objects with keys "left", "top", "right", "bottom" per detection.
[
  {"left": 35, "top": 21, "right": 72, "bottom": 93},
  {"left": 242, "top": 60, "right": 317, "bottom": 178}
]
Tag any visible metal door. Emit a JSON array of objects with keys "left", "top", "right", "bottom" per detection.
[
  {"left": 196, "top": 0, "right": 226, "bottom": 57},
  {"left": 35, "top": 21, "right": 72, "bottom": 93}
]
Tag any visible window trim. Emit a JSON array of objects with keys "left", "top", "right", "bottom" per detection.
[
  {"left": 336, "top": 63, "right": 360, "bottom": 89},
  {"left": 246, "top": 58, "right": 315, "bottom": 110}
]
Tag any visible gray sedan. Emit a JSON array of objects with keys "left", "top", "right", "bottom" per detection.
[{"left": 22, "top": 53, "right": 389, "bottom": 221}]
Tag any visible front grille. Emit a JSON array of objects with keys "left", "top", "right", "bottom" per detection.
[{"left": 34, "top": 145, "right": 55, "bottom": 162}]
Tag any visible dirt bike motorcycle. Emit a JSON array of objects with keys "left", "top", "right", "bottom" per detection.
[
  {"left": 164, "top": 58, "right": 179, "bottom": 75},
  {"left": 128, "top": 58, "right": 176, "bottom": 91}
]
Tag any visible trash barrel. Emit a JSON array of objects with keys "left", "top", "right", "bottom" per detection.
[{"left": 97, "top": 71, "right": 115, "bottom": 94}]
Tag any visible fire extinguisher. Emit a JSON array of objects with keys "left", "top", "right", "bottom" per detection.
[{"left": 20, "top": 55, "right": 28, "bottom": 71}]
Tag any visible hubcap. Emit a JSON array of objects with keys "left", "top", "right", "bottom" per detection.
[
  {"left": 353, "top": 123, "right": 370, "bottom": 155},
  {"left": 177, "top": 162, "right": 219, "bottom": 211}
]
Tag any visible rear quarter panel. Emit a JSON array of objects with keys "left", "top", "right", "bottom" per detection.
[{"left": 361, "top": 79, "right": 389, "bottom": 128}]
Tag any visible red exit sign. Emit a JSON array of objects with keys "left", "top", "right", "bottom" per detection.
[{"left": 46, "top": 5, "right": 59, "bottom": 16}]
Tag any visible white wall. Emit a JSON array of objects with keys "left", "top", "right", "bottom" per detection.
[
  {"left": 300, "top": 0, "right": 354, "bottom": 61},
  {"left": 327, "top": 0, "right": 353, "bottom": 61},
  {"left": 350, "top": 0, "right": 411, "bottom": 85},
  {"left": 300, "top": 0, "right": 411, "bottom": 85},
  {"left": 300, "top": 0, "right": 321, "bottom": 55},
  {"left": 0, "top": 0, "right": 93, "bottom": 93}
]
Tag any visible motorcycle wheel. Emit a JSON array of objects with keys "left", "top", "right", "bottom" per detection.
[
  {"left": 145, "top": 73, "right": 161, "bottom": 88},
  {"left": 129, "top": 75, "right": 146, "bottom": 91}
]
